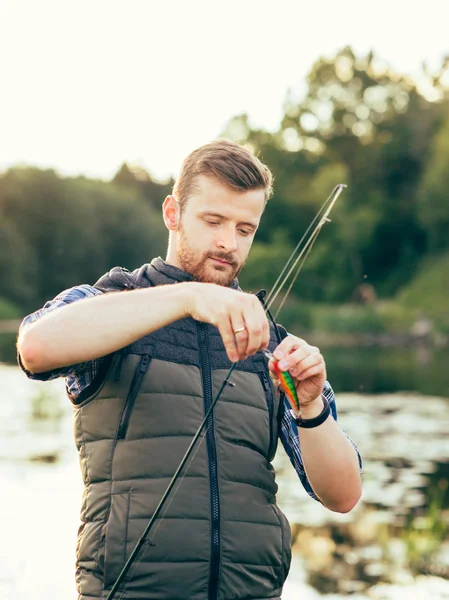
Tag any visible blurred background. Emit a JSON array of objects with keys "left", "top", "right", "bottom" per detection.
[{"left": 1, "top": 0, "right": 449, "bottom": 598}]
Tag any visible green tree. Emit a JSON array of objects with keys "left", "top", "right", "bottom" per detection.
[
  {"left": 225, "top": 48, "right": 448, "bottom": 301},
  {"left": 418, "top": 108, "right": 449, "bottom": 252},
  {"left": 112, "top": 162, "right": 173, "bottom": 211},
  {"left": 0, "top": 168, "right": 166, "bottom": 311}
]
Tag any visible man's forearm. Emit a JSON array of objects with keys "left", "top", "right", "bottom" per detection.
[
  {"left": 18, "top": 283, "right": 192, "bottom": 374},
  {"left": 298, "top": 403, "right": 362, "bottom": 512}
]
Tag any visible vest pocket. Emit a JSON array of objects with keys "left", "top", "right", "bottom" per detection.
[
  {"left": 270, "top": 503, "right": 292, "bottom": 585},
  {"left": 117, "top": 354, "right": 151, "bottom": 440},
  {"left": 103, "top": 492, "right": 131, "bottom": 589}
]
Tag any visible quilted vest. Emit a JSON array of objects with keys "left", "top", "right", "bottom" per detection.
[{"left": 73, "top": 258, "right": 292, "bottom": 600}]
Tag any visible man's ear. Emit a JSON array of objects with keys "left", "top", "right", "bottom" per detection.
[{"left": 162, "top": 195, "right": 180, "bottom": 231}]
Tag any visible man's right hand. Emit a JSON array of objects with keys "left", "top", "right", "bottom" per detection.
[
  {"left": 184, "top": 282, "right": 270, "bottom": 363},
  {"left": 18, "top": 280, "right": 270, "bottom": 375}
]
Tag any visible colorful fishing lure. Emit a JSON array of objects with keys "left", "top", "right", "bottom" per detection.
[{"left": 263, "top": 350, "right": 301, "bottom": 414}]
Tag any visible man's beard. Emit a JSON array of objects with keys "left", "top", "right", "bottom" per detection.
[{"left": 177, "top": 228, "right": 244, "bottom": 287}]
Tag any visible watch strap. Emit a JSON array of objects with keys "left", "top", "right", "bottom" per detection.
[{"left": 291, "top": 395, "right": 331, "bottom": 429}]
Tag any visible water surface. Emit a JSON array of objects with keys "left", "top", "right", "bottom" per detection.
[{"left": 2, "top": 334, "right": 449, "bottom": 599}]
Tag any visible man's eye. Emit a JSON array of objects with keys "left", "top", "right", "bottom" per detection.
[
  {"left": 206, "top": 221, "right": 220, "bottom": 226},
  {"left": 239, "top": 229, "right": 252, "bottom": 236}
]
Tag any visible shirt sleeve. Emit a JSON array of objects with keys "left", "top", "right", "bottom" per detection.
[
  {"left": 279, "top": 380, "right": 363, "bottom": 502},
  {"left": 18, "top": 284, "right": 104, "bottom": 383}
]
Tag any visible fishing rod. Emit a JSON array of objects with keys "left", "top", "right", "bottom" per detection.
[{"left": 107, "top": 183, "right": 347, "bottom": 599}]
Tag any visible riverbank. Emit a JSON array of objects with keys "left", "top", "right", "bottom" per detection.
[
  {"left": 278, "top": 299, "right": 449, "bottom": 350},
  {"left": 2, "top": 364, "right": 449, "bottom": 598},
  {"left": 275, "top": 391, "right": 449, "bottom": 597},
  {"left": 1, "top": 317, "right": 448, "bottom": 349},
  {"left": 308, "top": 330, "right": 449, "bottom": 349},
  {"left": 3, "top": 329, "right": 449, "bottom": 398}
]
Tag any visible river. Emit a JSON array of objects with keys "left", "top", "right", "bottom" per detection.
[{"left": 1, "top": 334, "right": 449, "bottom": 599}]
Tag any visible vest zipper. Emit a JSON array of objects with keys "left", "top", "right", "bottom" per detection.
[
  {"left": 197, "top": 323, "right": 221, "bottom": 600},
  {"left": 260, "top": 371, "right": 274, "bottom": 454},
  {"left": 114, "top": 352, "right": 125, "bottom": 381},
  {"left": 117, "top": 354, "right": 151, "bottom": 440}
]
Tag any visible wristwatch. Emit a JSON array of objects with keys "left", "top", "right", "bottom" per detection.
[{"left": 291, "top": 395, "right": 331, "bottom": 429}]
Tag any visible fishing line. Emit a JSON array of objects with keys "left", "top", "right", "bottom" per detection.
[
  {"left": 112, "top": 420, "right": 211, "bottom": 600},
  {"left": 107, "top": 363, "right": 237, "bottom": 600},
  {"left": 265, "top": 184, "right": 342, "bottom": 309},
  {"left": 271, "top": 225, "right": 322, "bottom": 321},
  {"left": 107, "top": 184, "right": 346, "bottom": 599}
]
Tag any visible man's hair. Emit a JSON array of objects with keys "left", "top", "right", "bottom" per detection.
[{"left": 173, "top": 140, "right": 273, "bottom": 210}]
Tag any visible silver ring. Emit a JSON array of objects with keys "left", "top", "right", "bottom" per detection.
[{"left": 234, "top": 326, "right": 246, "bottom": 334}]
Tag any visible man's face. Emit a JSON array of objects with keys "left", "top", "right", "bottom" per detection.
[{"left": 174, "top": 175, "right": 266, "bottom": 286}]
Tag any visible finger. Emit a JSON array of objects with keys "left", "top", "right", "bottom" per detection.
[
  {"left": 290, "top": 353, "right": 324, "bottom": 379},
  {"left": 273, "top": 336, "right": 303, "bottom": 360},
  {"left": 277, "top": 336, "right": 317, "bottom": 355},
  {"left": 294, "top": 363, "right": 326, "bottom": 382},
  {"left": 254, "top": 296, "right": 270, "bottom": 350},
  {"left": 277, "top": 344, "right": 320, "bottom": 371},
  {"left": 217, "top": 316, "right": 240, "bottom": 363},
  {"left": 267, "top": 358, "right": 277, "bottom": 374},
  {"left": 276, "top": 346, "right": 310, "bottom": 371},
  {"left": 230, "top": 312, "right": 249, "bottom": 359},
  {"left": 261, "top": 317, "right": 270, "bottom": 350},
  {"left": 243, "top": 301, "right": 265, "bottom": 356}
]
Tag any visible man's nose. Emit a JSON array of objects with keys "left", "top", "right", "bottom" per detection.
[{"left": 216, "top": 227, "right": 238, "bottom": 252}]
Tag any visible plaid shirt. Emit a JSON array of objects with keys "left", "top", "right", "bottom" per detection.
[{"left": 19, "top": 285, "right": 362, "bottom": 501}]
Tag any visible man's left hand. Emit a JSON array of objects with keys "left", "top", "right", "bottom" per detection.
[{"left": 268, "top": 336, "right": 326, "bottom": 411}]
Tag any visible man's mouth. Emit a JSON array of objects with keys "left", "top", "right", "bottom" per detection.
[{"left": 209, "top": 256, "right": 234, "bottom": 267}]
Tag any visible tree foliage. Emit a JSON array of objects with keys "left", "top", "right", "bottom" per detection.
[
  {"left": 2, "top": 47, "right": 449, "bottom": 314},
  {"left": 0, "top": 167, "right": 167, "bottom": 310},
  {"left": 225, "top": 48, "right": 449, "bottom": 301}
]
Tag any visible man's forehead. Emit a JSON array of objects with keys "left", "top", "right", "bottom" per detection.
[{"left": 190, "top": 175, "right": 266, "bottom": 221}]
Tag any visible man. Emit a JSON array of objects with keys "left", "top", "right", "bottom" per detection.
[{"left": 18, "top": 140, "right": 362, "bottom": 600}]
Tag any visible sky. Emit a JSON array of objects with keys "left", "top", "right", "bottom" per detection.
[{"left": 1, "top": 0, "right": 448, "bottom": 181}]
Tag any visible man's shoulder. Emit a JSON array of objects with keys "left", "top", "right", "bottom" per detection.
[{"left": 94, "top": 264, "right": 152, "bottom": 293}]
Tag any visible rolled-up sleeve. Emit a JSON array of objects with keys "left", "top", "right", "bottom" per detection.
[
  {"left": 18, "top": 284, "right": 104, "bottom": 384},
  {"left": 279, "top": 380, "right": 363, "bottom": 501}
]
